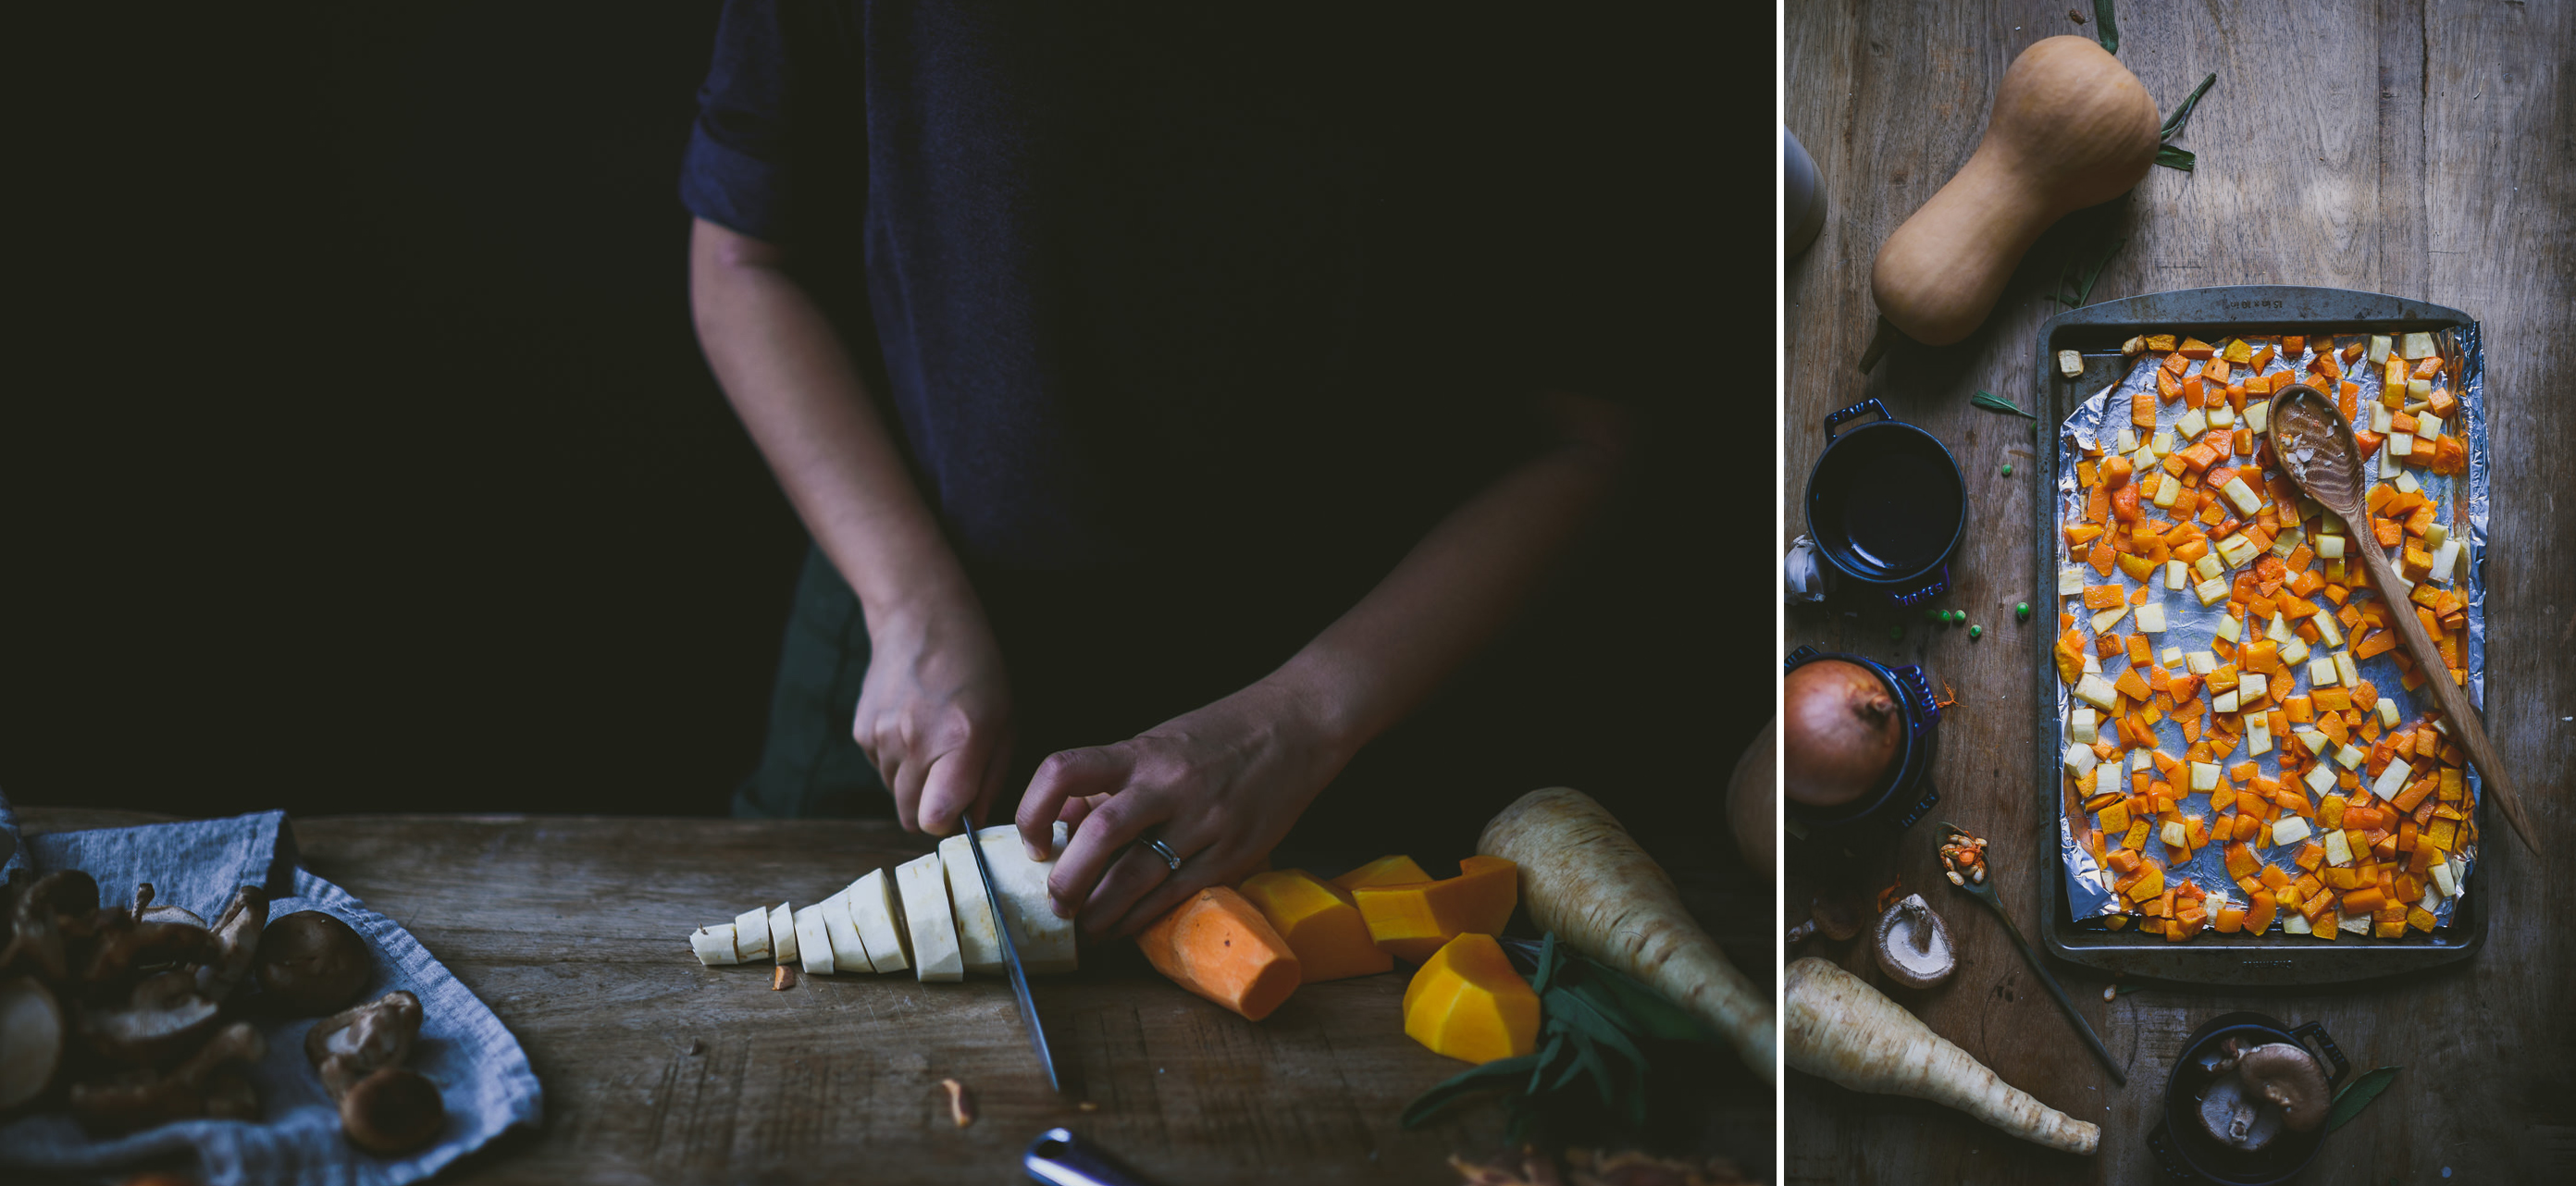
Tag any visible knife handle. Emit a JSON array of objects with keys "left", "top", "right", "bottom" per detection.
[{"left": 1024, "top": 1128, "right": 1155, "bottom": 1186}]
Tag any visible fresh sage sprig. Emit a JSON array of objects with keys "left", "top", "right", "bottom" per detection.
[
  {"left": 2322, "top": 1065, "right": 2402, "bottom": 1134},
  {"left": 2157, "top": 73, "right": 2219, "bottom": 172},
  {"left": 2093, "top": 0, "right": 2120, "bottom": 56},
  {"left": 1973, "top": 390, "right": 2037, "bottom": 420},
  {"left": 2057, "top": 237, "right": 2126, "bottom": 308},
  {"left": 1399, "top": 933, "right": 1719, "bottom": 1143}
]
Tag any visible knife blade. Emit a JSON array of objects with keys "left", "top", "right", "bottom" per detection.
[{"left": 957, "top": 814, "right": 1063, "bottom": 1093}]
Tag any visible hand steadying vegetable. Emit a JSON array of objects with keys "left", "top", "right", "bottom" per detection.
[
  {"left": 1785, "top": 957, "right": 2099, "bottom": 1155},
  {"left": 1478, "top": 787, "right": 1775, "bottom": 1083}
]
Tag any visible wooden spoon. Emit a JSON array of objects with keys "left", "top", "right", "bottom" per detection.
[{"left": 2263, "top": 381, "right": 2534, "bottom": 854}]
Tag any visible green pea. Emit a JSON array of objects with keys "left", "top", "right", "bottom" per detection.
[
  {"left": 1926, "top": 607, "right": 1942, "bottom": 622},
  {"left": 2001, "top": 463, "right": 2015, "bottom": 476},
  {"left": 2016, "top": 601, "right": 2032, "bottom": 620},
  {"left": 1970, "top": 624, "right": 1984, "bottom": 639}
]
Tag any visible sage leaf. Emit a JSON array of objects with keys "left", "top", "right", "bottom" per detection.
[
  {"left": 2323, "top": 1066, "right": 2402, "bottom": 1134},
  {"left": 2093, "top": 0, "right": 2119, "bottom": 55}
]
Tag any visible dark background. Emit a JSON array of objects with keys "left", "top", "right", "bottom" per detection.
[{"left": 3, "top": 4, "right": 1765, "bottom": 831}]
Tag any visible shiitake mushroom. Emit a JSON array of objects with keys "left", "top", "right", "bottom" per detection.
[{"left": 256, "top": 910, "right": 371, "bottom": 1015}]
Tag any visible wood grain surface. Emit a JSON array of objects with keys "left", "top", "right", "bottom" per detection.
[
  {"left": 1784, "top": 2, "right": 2574, "bottom": 1183},
  {"left": 18, "top": 809, "right": 1768, "bottom": 1184}
]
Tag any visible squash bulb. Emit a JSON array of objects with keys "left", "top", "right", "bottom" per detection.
[
  {"left": 1783, "top": 661, "right": 1901, "bottom": 807},
  {"left": 1870, "top": 35, "right": 2160, "bottom": 348}
]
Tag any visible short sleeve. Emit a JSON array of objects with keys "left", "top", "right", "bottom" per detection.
[{"left": 681, "top": 1, "right": 847, "bottom": 242}]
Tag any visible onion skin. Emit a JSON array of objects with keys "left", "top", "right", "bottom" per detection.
[{"left": 1783, "top": 660, "right": 1901, "bottom": 807}]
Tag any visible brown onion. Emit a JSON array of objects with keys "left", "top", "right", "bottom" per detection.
[{"left": 1783, "top": 660, "right": 1901, "bottom": 807}]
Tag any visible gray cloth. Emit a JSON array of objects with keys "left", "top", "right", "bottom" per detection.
[{"left": 0, "top": 802, "right": 542, "bottom": 1185}]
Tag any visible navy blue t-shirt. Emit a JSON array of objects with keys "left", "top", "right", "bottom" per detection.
[{"left": 677, "top": 3, "right": 1651, "bottom": 587}]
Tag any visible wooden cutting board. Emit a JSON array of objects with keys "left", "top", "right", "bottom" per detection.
[{"left": 21, "top": 809, "right": 1768, "bottom": 1183}]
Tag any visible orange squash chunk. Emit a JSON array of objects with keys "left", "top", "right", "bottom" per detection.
[
  {"left": 1138, "top": 886, "right": 1302, "bottom": 1021},
  {"left": 1352, "top": 856, "right": 1519, "bottom": 963},
  {"left": 1329, "top": 854, "right": 1430, "bottom": 892},
  {"left": 1402, "top": 933, "right": 1539, "bottom": 1065},
  {"left": 1241, "top": 869, "right": 1393, "bottom": 983}
]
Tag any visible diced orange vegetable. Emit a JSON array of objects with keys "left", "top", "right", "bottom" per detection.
[
  {"left": 1139, "top": 886, "right": 1304, "bottom": 1021},
  {"left": 1242, "top": 869, "right": 1395, "bottom": 983},
  {"left": 1351, "top": 856, "right": 1519, "bottom": 963},
  {"left": 1403, "top": 933, "right": 1538, "bottom": 1064}
]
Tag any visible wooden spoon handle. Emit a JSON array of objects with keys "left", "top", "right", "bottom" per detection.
[{"left": 2349, "top": 537, "right": 2536, "bottom": 854}]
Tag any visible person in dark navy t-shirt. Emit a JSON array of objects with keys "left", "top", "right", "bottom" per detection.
[{"left": 685, "top": 2, "right": 1650, "bottom": 940}]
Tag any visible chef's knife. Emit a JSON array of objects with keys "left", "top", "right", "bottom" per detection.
[{"left": 958, "top": 814, "right": 1063, "bottom": 1093}]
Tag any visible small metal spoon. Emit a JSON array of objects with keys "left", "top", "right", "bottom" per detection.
[
  {"left": 1941, "top": 825, "right": 2126, "bottom": 1084},
  {"left": 2263, "top": 382, "right": 2535, "bottom": 854}
]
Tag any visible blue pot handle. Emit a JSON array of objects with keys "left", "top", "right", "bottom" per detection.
[
  {"left": 2291, "top": 1020, "right": 2350, "bottom": 1086},
  {"left": 1884, "top": 564, "right": 1951, "bottom": 608},
  {"left": 1823, "top": 398, "right": 1890, "bottom": 442}
]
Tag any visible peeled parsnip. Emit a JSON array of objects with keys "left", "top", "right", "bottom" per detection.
[
  {"left": 1478, "top": 787, "right": 1775, "bottom": 1083},
  {"left": 1785, "top": 957, "right": 2099, "bottom": 1155}
]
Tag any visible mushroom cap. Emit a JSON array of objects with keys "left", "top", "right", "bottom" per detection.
[
  {"left": 2196, "top": 1073, "right": 2284, "bottom": 1152},
  {"left": 1871, "top": 894, "right": 1957, "bottom": 989},
  {"left": 0, "top": 974, "right": 66, "bottom": 1111},
  {"left": 79, "top": 970, "right": 226, "bottom": 1068},
  {"left": 340, "top": 1066, "right": 446, "bottom": 1154},
  {"left": 306, "top": 989, "right": 425, "bottom": 1100},
  {"left": 2235, "top": 1042, "right": 2331, "bottom": 1132},
  {"left": 257, "top": 910, "right": 372, "bottom": 1016},
  {"left": 1810, "top": 893, "right": 1864, "bottom": 942}
]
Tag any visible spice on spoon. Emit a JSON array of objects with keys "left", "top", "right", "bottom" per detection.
[{"left": 1938, "top": 824, "right": 1989, "bottom": 885}]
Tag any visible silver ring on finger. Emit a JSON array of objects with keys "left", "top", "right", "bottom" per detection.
[{"left": 1141, "top": 832, "right": 1183, "bottom": 871}]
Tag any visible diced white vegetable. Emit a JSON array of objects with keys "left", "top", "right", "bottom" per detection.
[
  {"left": 2186, "top": 650, "right": 2218, "bottom": 675},
  {"left": 2423, "top": 522, "right": 2447, "bottom": 549},
  {"left": 2134, "top": 748, "right": 2156, "bottom": 772},
  {"left": 2246, "top": 400, "right": 2269, "bottom": 433},
  {"left": 2060, "top": 349, "right": 2086, "bottom": 378},
  {"left": 2210, "top": 403, "right": 2235, "bottom": 429},
  {"left": 2432, "top": 862, "right": 2458, "bottom": 897},
  {"left": 2134, "top": 603, "right": 2168, "bottom": 633},
  {"left": 2084, "top": 652, "right": 2100, "bottom": 673},
  {"left": 2221, "top": 476, "right": 2262, "bottom": 515},
  {"left": 2240, "top": 673, "right": 2268, "bottom": 701},
  {"left": 793, "top": 904, "right": 836, "bottom": 976},
  {"left": 2379, "top": 698, "right": 2403, "bottom": 729},
  {"left": 734, "top": 906, "right": 773, "bottom": 962},
  {"left": 2165, "top": 559, "right": 2189, "bottom": 588},
  {"left": 2215, "top": 533, "right": 2260, "bottom": 569},
  {"left": 2273, "top": 816, "right": 2312, "bottom": 846},
  {"left": 2211, "top": 618, "right": 2242, "bottom": 649},
  {"left": 691, "top": 924, "right": 741, "bottom": 967},
  {"left": 2248, "top": 715, "right": 2273, "bottom": 756},
  {"left": 2315, "top": 534, "right": 2346, "bottom": 560},
  {"left": 2114, "top": 427, "right": 2136, "bottom": 452},
  {"left": 2213, "top": 690, "right": 2239, "bottom": 714},
  {"left": 2335, "top": 652, "right": 2359, "bottom": 687},
  {"left": 2382, "top": 449, "right": 2404, "bottom": 478},
  {"left": 2293, "top": 727, "right": 2328, "bottom": 755},
  {"left": 2075, "top": 673, "right": 2120, "bottom": 710},
  {"left": 2372, "top": 757, "right": 2413, "bottom": 799},
  {"left": 2190, "top": 761, "right": 2221, "bottom": 792},
  {"left": 845, "top": 869, "right": 909, "bottom": 974},
  {"left": 2194, "top": 553, "right": 2225, "bottom": 583},
  {"left": 2415, "top": 410, "right": 2443, "bottom": 439},
  {"left": 2431, "top": 539, "right": 2461, "bottom": 584},
  {"left": 2161, "top": 646, "right": 2185, "bottom": 665},
  {"left": 2393, "top": 470, "right": 2421, "bottom": 496},
  {"left": 2069, "top": 708, "right": 2099, "bottom": 745},
  {"left": 2151, "top": 429, "right": 2174, "bottom": 456},
  {"left": 2304, "top": 764, "right": 2337, "bottom": 796},
  {"left": 2092, "top": 604, "right": 2130, "bottom": 633},
  {"left": 2178, "top": 407, "right": 2209, "bottom": 439},
  {"left": 819, "top": 892, "right": 873, "bottom": 973},
  {"left": 2366, "top": 335, "right": 2391, "bottom": 364},
  {"left": 2339, "top": 914, "right": 2371, "bottom": 935},
  {"left": 2322, "top": 829, "right": 2353, "bottom": 867},
  {"left": 2283, "top": 912, "right": 2313, "bottom": 935},
  {"left": 895, "top": 852, "right": 964, "bottom": 982},
  {"left": 2371, "top": 402, "right": 2394, "bottom": 434},
  {"left": 2195, "top": 577, "right": 2232, "bottom": 607},
  {"left": 2316, "top": 613, "right": 2344, "bottom": 647},
  {"left": 2161, "top": 820, "right": 2190, "bottom": 849},
  {"left": 767, "top": 902, "right": 799, "bottom": 967},
  {"left": 2389, "top": 431, "right": 2414, "bottom": 458},
  {"left": 2280, "top": 636, "right": 2310, "bottom": 666},
  {"left": 2335, "top": 744, "right": 2366, "bottom": 770},
  {"left": 2400, "top": 331, "right": 2434, "bottom": 360},
  {"left": 938, "top": 822, "right": 1079, "bottom": 975},
  {"left": 2065, "top": 742, "right": 2100, "bottom": 774},
  {"left": 2153, "top": 478, "right": 2183, "bottom": 511},
  {"left": 2096, "top": 764, "right": 2122, "bottom": 798},
  {"left": 2060, "top": 567, "right": 2087, "bottom": 596},
  {"left": 2272, "top": 525, "right": 2304, "bottom": 558},
  {"left": 2266, "top": 613, "right": 2293, "bottom": 644}
]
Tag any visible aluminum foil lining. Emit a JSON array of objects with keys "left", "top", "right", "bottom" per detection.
[{"left": 2052, "top": 326, "right": 2485, "bottom": 933}]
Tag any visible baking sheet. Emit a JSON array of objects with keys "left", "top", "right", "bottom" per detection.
[{"left": 2050, "top": 327, "right": 2486, "bottom": 934}]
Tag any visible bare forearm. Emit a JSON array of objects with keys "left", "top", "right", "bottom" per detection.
[
  {"left": 1268, "top": 393, "right": 1635, "bottom": 759},
  {"left": 687, "top": 218, "right": 972, "bottom": 624}
]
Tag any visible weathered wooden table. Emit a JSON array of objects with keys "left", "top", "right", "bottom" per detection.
[
  {"left": 20, "top": 809, "right": 1768, "bottom": 1184},
  {"left": 1784, "top": 3, "right": 2575, "bottom": 1183}
]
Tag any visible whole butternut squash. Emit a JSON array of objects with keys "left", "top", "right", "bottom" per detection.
[{"left": 1870, "top": 35, "right": 2160, "bottom": 351}]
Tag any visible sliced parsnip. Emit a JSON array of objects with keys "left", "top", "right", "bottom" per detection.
[
  {"left": 767, "top": 902, "right": 799, "bottom": 966},
  {"left": 734, "top": 907, "right": 773, "bottom": 961},
  {"left": 690, "top": 924, "right": 740, "bottom": 967},
  {"left": 819, "top": 892, "right": 874, "bottom": 972},
  {"left": 848, "top": 868, "right": 909, "bottom": 974},
  {"left": 942, "top": 823, "right": 1078, "bottom": 975},
  {"left": 895, "top": 853, "right": 963, "bottom": 982},
  {"left": 793, "top": 904, "right": 836, "bottom": 975}
]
